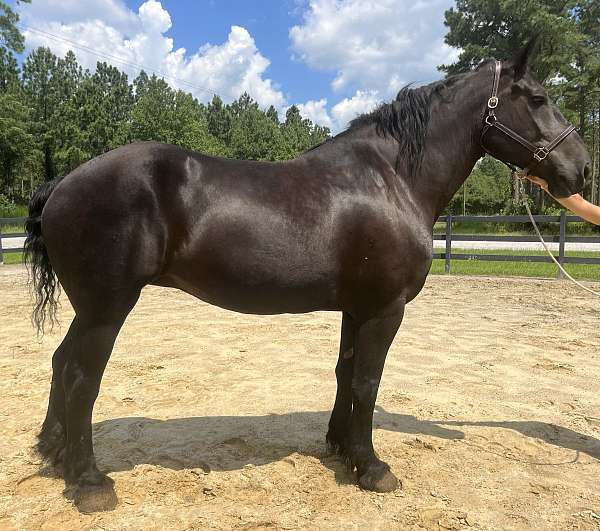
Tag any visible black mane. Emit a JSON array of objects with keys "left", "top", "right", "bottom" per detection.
[{"left": 348, "top": 77, "right": 460, "bottom": 176}]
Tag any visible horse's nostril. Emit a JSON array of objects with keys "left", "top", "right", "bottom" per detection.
[{"left": 584, "top": 163, "right": 591, "bottom": 181}]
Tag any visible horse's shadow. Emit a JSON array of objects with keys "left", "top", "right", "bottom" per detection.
[
  {"left": 57, "top": 407, "right": 599, "bottom": 513},
  {"left": 91, "top": 406, "right": 600, "bottom": 476}
]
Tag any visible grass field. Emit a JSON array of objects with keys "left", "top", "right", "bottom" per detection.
[
  {"left": 1, "top": 224, "right": 25, "bottom": 233},
  {"left": 0, "top": 205, "right": 27, "bottom": 218},
  {"left": 431, "top": 248, "right": 600, "bottom": 280},
  {"left": 2, "top": 253, "right": 24, "bottom": 265}
]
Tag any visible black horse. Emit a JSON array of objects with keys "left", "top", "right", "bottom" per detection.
[{"left": 25, "top": 41, "right": 591, "bottom": 493}]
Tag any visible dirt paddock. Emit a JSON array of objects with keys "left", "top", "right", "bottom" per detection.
[{"left": 0, "top": 265, "right": 599, "bottom": 530}]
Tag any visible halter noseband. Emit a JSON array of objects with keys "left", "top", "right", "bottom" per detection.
[{"left": 480, "top": 60, "right": 576, "bottom": 176}]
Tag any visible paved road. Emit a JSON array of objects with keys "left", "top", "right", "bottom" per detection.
[
  {"left": 3, "top": 235, "right": 600, "bottom": 253},
  {"left": 2, "top": 236, "right": 26, "bottom": 252},
  {"left": 432, "top": 240, "right": 600, "bottom": 252}
]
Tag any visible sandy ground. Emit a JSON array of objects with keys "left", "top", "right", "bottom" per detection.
[{"left": 0, "top": 265, "right": 599, "bottom": 530}]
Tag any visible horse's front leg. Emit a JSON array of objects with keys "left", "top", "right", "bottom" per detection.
[
  {"left": 348, "top": 298, "right": 404, "bottom": 492},
  {"left": 326, "top": 312, "right": 355, "bottom": 454}
]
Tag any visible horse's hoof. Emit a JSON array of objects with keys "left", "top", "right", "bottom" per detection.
[
  {"left": 358, "top": 465, "right": 400, "bottom": 492},
  {"left": 64, "top": 475, "right": 118, "bottom": 513}
]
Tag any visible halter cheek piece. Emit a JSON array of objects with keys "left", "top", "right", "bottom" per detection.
[{"left": 480, "top": 60, "right": 576, "bottom": 177}]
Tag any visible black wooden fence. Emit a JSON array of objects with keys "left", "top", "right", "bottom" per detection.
[
  {"left": 0, "top": 217, "right": 26, "bottom": 264},
  {"left": 436, "top": 212, "right": 600, "bottom": 276},
  {"left": 2, "top": 214, "right": 600, "bottom": 274}
]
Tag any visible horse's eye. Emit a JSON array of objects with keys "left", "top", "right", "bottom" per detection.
[{"left": 531, "top": 95, "right": 546, "bottom": 105}]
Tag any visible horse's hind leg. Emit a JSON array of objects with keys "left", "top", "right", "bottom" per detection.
[
  {"left": 61, "top": 290, "right": 139, "bottom": 487},
  {"left": 37, "top": 320, "right": 78, "bottom": 466},
  {"left": 326, "top": 312, "right": 355, "bottom": 454}
]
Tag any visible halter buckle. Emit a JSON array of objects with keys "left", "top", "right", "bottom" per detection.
[
  {"left": 533, "top": 147, "right": 549, "bottom": 162},
  {"left": 487, "top": 96, "right": 498, "bottom": 109},
  {"left": 484, "top": 114, "right": 497, "bottom": 126}
]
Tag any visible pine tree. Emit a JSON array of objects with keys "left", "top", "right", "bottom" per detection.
[
  {"left": 22, "top": 47, "right": 60, "bottom": 181},
  {"left": 0, "top": 90, "right": 35, "bottom": 199},
  {"left": 207, "top": 95, "right": 233, "bottom": 149},
  {"left": 0, "top": 47, "right": 18, "bottom": 91},
  {"left": 441, "top": 0, "right": 600, "bottom": 207},
  {"left": 0, "top": 0, "right": 31, "bottom": 54}
]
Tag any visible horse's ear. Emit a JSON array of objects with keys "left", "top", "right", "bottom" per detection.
[{"left": 513, "top": 35, "right": 541, "bottom": 80}]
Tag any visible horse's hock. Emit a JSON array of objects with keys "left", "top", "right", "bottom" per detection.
[{"left": 1, "top": 265, "right": 599, "bottom": 529}]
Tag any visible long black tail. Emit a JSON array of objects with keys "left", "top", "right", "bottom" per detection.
[{"left": 24, "top": 178, "right": 62, "bottom": 335}]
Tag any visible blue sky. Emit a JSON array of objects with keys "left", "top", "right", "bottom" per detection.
[
  {"left": 136, "top": 1, "right": 331, "bottom": 103},
  {"left": 13, "top": 0, "right": 458, "bottom": 131}
]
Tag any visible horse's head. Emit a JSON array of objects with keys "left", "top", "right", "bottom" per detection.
[{"left": 480, "top": 39, "right": 591, "bottom": 198}]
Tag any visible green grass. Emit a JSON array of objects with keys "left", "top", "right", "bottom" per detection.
[
  {"left": 1, "top": 224, "right": 25, "bottom": 234},
  {"left": 0, "top": 204, "right": 27, "bottom": 218},
  {"left": 1, "top": 252, "right": 24, "bottom": 265},
  {"left": 431, "top": 248, "right": 600, "bottom": 280}
]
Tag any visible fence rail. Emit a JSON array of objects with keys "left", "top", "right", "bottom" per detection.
[
  {"left": 435, "top": 212, "right": 600, "bottom": 276},
  {"left": 2, "top": 214, "right": 600, "bottom": 274},
  {"left": 0, "top": 217, "right": 26, "bottom": 264}
]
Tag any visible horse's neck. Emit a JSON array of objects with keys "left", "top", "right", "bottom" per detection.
[{"left": 414, "top": 76, "right": 486, "bottom": 221}]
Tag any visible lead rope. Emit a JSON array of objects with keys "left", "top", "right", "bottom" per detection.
[{"left": 514, "top": 173, "right": 600, "bottom": 297}]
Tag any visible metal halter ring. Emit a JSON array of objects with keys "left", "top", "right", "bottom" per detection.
[
  {"left": 484, "top": 114, "right": 497, "bottom": 126},
  {"left": 533, "top": 147, "right": 549, "bottom": 162},
  {"left": 487, "top": 96, "right": 498, "bottom": 109}
]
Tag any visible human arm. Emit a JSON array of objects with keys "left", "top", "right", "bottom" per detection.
[
  {"left": 555, "top": 194, "right": 600, "bottom": 226},
  {"left": 526, "top": 175, "right": 600, "bottom": 226}
]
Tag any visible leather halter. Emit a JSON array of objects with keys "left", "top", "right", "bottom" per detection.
[{"left": 480, "top": 60, "right": 576, "bottom": 175}]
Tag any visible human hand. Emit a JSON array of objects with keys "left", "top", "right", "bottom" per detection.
[{"left": 526, "top": 175, "right": 549, "bottom": 193}]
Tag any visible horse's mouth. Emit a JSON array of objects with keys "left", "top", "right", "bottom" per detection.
[{"left": 551, "top": 175, "right": 585, "bottom": 198}]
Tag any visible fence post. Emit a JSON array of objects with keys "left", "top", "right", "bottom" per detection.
[
  {"left": 445, "top": 214, "right": 452, "bottom": 274},
  {"left": 557, "top": 210, "right": 566, "bottom": 279}
]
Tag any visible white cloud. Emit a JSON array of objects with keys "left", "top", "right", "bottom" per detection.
[
  {"left": 294, "top": 98, "right": 333, "bottom": 129},
  {"left": 290, "top": 0, "right": 459, "bottom": 99},
  {"left": 20, "top": 0, "right": 140, "bottom": 35},
  {"left": 19, "top": 0, "right": 286, "bottom": 110},
  {"left": 138, "top": 0, "right": 171, "bottom": 34},
  {"left": 293, "top": 90, "right": 382, "bottom": 133},
  {"left": 331, "top": 90, "right": 381, "bottom": 130}
]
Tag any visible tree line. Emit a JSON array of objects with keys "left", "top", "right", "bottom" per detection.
[
  {"left": 0, "top": 0, "right": 598, "bottom": 217},
  {"left": 0, "top": 45, "right": 329, "bottom": 208}
]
